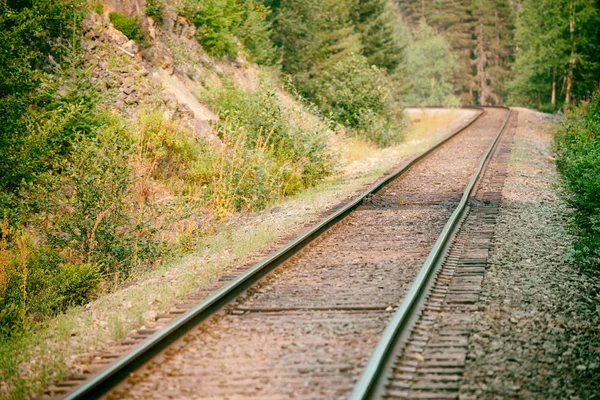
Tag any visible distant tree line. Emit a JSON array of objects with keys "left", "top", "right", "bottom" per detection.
[{"left": 397, "top": 0, "right": 600, "bottom": 111}]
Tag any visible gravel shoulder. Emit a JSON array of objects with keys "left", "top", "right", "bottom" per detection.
[{"left": 460, "top": 108, "right": 600, "bottom": 400}]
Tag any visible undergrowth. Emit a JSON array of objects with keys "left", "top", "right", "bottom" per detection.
[
  {"left": 204, "top": 78, "right": 334, "bottom": 217},
  {"left": 298, "top": 53, "right": 406, "bottom": 147},
  {"left": 555, "top": 91, "right": 600, "bottom": 274}
]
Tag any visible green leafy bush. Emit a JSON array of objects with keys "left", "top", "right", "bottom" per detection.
[
  {"left": 210, "top": 125, "right": 283, "bottom": 217},
  {"left": 301, "top": 53, "right": 405, "bottom": 147},
  {"left": 209, "top": 79, "right": 334, "bottom": 190},
  {"left": 555, "top": 91, "right": 600, "bottom": 273},
  {"left": 185, "top": 0, "right": 243, "bottom": 57},
  {"left": 183, "top": 0, "right": 276, "bottom": 61},
  {"left": 144, "top": 0, "right": 164, "bottom": 21},
  {"left": 109, "top": 12, "right": 143, "bottom": 42},
  {"left": 138, "top": 111, "right": 204, "bottom": 182}
]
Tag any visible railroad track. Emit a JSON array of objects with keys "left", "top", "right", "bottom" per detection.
[{"left": 45, "top": 107, "right": 516, "bottom": 400}]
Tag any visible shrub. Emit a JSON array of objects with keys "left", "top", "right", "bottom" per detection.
[
  {"left": 109, "top": 12, "right": 143, "bottom": 42},
  {"left": 300, "top": 53, "right": 405, "bottom": 147},
  {"left": 185, "top": 0, "right": 243, "bottom": 57},
  {"left": 144, "top": 0, "right": 164, "bottom": 21},
  {"left": 210, "top": 125, "right": 283, "bottom": 217},
  {"left": 555, "top": 91, "right": 600, "bottom": 273},
  {"left": 31, "top": 116, "right": 136, "bottom": 275},
  {"left": 208, "top": 79, "right": 334, "bottom": 190},
  {"left": 138, "top": 111, "right": 202, "bottom": 181}
]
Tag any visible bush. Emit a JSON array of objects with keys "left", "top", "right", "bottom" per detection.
[
  {"left": 208, "top": 79, "right": 334, "bottom": 190},
  {"left": 555, "top": 91, "right": 600, "bottom": 272},
  {"left": 109, "top": 12, "right": 143, "bottom": 42},
  {"left": 144, "top": 0, "right": 164, "bottom": 21},
  {"left": 301, "top": 53, "right": 405, "bottom": 147},
  {"left": 138, "top": 111, "right": 204, "bottom": 182},
  {"left": 210, "top": 125, "right": 283, "bottom": 217},
  {"left": 185, "top": 0, "right": 243, "bottom": 57}
]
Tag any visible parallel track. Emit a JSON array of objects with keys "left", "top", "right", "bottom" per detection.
[
  {"left": 350, "top": 108, "right": 512, "bottom": 399},
  {"left": 55, "top": 107, "right": 514, "bottom": 400}
]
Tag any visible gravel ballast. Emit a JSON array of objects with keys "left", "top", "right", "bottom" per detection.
[{"left": 460, "top": 108, "right": 600, "bottom": 399}]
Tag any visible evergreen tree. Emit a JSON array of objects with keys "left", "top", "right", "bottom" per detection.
[
  {"left": 396, "top": 0, "right": 514, "bottom": 105},
  {"left": 508, "top": 0, "right": 600, "bottom": 110},
  {"left": 354, "top": 0, "right": 405, "bottom": 72},
  {"left": 269, "top": 0, "right": 362, "bottom": 76}
]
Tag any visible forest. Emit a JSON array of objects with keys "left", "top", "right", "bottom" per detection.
[{"left": 0, "top": 0, "right": 599, "bottom": 397}]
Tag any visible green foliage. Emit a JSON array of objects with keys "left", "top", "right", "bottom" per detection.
[
  {"left": 555, "top": 91, "right": 600, "bottom": 272},
  {"left": 1, "top": 65, "right": 105, "bottom": 222},
  {"left": 302, "top": 53, "right": 405, "bottom": 147},
  {"left": 403, "top": 20, "right": 460, "bottom": 106},
  {"left": 184, "top": 0, "right": 277, "bottom": 61},
  {"left": 398, "top": 0, "right": 515, "bottom": 105},
  {"left": 0, "top": 0, "right": 86, "bottom": 177},
  {"left": 270, "top": 0, "right": 362, "bottom": 75},
  {"left": 209, "top": 79, "right": 334, "bottom": 188},
  {"left": 38, "top": 120, "right": 135, "bottom": 275},
  {"left": 185, "top": 0, "right": 243, "bottom": 57},
  {"left": 35, "top": 263, "right": 102, "bottom": 315},
  {"left": 237, "top": 1, "right": 279, "bottom": 64},
  {"left": 91, "top": 1, "right": 104, "bottom": 14},
  {"left": 138, "top": 111, "right": 206, "bottom": 182},
  {"left": 204, "top": 78, "right": 334, "bottom": 215},
  {"left": 109, "top": 12, "right": 143, "bottom": 42},
  {"left": 144, "top": 0, "right": 164, "bottom": 21},
  {"left": 210, "top": 126, "right": 283, "bottom": 216},
  {"left": 508, "top": 0, "right": 600, "bottom": 111},
  {"left": 353, "top": 0, "right": 405, "bottom": 72}
]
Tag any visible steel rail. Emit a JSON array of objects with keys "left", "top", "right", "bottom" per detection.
[
  {"left": 61, "top": 107, "right": 484, "bottom": 400},
  {"left": 349, "top": 107, "right": 512, "bottom": 400}
]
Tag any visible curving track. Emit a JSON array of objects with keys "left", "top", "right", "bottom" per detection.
[{"left": 49, "top": 107, "right": 514, "bottom": 400}]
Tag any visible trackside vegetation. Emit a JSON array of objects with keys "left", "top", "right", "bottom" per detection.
[
  {"left": 0, "top": 0, "right": 436, "bottom": 349},
  {"left": 2, "top": 0, "right": 599, "bottom": 398},
  {"left": 555, "top": 91, "right": 600, "bottom": 273}
]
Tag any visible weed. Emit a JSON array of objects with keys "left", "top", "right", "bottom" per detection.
[{"left": 109, "top": 12, "right": 144, "bottom": 42}]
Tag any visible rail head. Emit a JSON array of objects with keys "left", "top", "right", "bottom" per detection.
[
  {"left": 60, "top": 107, "right": 485, "bottom": 400},
  {"left": 349, "top": 107, "right": 512, "bottom": 400}
]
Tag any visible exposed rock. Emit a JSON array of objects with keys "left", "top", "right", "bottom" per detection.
[
  {"left": 147, "top": 17, "right": 156, "bottom": 40},
  {"left": 121, "top": 75, "right": 135, "bottom": 86},
  {"left": 186, "top": 24, "right": 196, "bottom": 40},
  {"left": 161, "top": 55, "right": 174, "bottom": 75},
  {"left": 122, "top": 86, "right": 135, "bottom": 95},
  {"left": 122, "top": 40, "right": 139, "bottom": 55},
  {"left": 104, "top": 27, "right": 129, "bottom": 46},
  {"left": 194, "top": 119, "right": 211, "bottom": 136}
]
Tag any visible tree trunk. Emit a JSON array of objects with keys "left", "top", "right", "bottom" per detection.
[
  {"left": 551, "top": 77, "right": 556, "bottom": 107},
  {"left": 565, "top": 0, "right": 576, "bottom": 111},
  {"left": 475, "top": 22, "right": 489, "bottom": 106}
]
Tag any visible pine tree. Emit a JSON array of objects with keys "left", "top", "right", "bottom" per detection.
[
  {"left": 354, "top": 0, "right": 405, "bottom": 72},
  {"left": 395, "top": 0, "right": 514, "bottom": 105},
  {"left": 270, "top": 0, "right": 362, "bottom": 76},
  {"left": 508, "top": 0, "right": 600, "bottom": 110}
]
